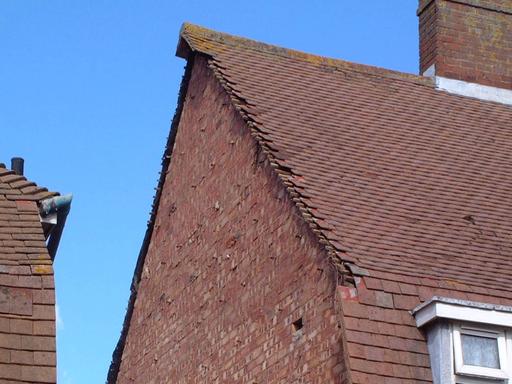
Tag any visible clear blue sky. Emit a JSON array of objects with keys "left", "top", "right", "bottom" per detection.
[{"left": 0, "top": 1, "right": 418, "bottom": 383}]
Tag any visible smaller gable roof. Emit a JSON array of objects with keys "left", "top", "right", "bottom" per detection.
[{"left": 0, "top": 162, "right": 59, "bottom": 262}]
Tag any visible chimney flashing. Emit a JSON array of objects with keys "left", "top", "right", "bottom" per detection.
[
  {"left": 435, "top": 76, "right": 512, "bottom": 106},
  {"left": 423, "top": 64, "right": 436, "bottom": 78}
]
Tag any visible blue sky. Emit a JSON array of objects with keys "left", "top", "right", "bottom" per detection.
[{"left": 0, "top": 1, "right": 418, "bottom": 382}]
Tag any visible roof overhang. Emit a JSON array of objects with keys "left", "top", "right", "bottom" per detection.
[{"left": 412, "top": 296, "right": 512, "bottom": 328}]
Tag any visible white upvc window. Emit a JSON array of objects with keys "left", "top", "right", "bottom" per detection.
[
  {"left": 453, "top": 324, "right": 509, "bottom": 382},
  {"left": 412, "top": 297, "right": 512, "bottom": 384}
]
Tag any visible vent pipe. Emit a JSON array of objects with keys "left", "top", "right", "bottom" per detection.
[{"left": 11, "top": 157, "right": 24, "bottom": 176}]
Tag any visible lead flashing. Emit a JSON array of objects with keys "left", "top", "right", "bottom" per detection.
[
  {"left": 435, "top": 76, "right": 512, "bottom": 106},
  {"left": 412, "top": 296, "right": 512, "bottom": 328}
]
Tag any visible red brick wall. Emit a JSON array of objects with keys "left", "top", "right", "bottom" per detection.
[
  {"left": 0, "top": 199, "right": 56, "bottom": 383},
  {"left": 116, "top": 55, "right": 349, "bottom": 383},
  {"left": 419, "top": 0, "right": 512, "bottom": 89}
]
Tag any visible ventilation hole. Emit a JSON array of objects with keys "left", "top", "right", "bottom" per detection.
[{"left": 292, "top": 317, "right": 303, "bottom": 332}]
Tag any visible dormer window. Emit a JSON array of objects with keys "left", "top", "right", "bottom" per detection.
[
  {"left": 454, "top": 324, "right": 508, "bottom": 381},
  {"left": 412, "top": 297, "right": 512, "bottom": 384}
]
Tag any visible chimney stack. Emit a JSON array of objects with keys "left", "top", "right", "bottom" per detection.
[
  {"left": 11, "top": 157, "right": 24, "bottom": 176},
  {"left": 418, "top": 0, "right": 512, "bottom": 90}
]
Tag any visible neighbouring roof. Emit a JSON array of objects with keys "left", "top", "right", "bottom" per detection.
[
  {"left": 0, "top": 162, "right": 58, "bottom": 265},
  {"left": 109, "top": 23, "right": 512, "bottom": 383},
  {"left": 0, "top": 164, "right": 59, "bottom": 383}
]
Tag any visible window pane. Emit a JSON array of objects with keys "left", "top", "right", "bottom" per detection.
[{"left": 461, "top": 333, "right": 500, "bottom": 369}]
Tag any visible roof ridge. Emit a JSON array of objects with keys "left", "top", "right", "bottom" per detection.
[{"left": 178, "top": 22, "right": 434, "bottom": 88}]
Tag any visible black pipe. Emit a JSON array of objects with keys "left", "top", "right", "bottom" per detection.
[{"left": 11, "top": 157, "right": 24, "bottom": 175}]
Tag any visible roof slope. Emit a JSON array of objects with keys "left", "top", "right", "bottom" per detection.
[
  {"left": 0, "top": 163, "right": 58, "bottom": 261},
  {"left": 178, "top": 23, "right": 512, "bottom": 294}
]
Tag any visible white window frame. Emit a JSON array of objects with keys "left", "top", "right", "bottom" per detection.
[
  {"left": 412, "top": 297, "right": 512, "bottom": 384},
  {"left": 452, "top": 323, "right": 509, "bottom": 381}
]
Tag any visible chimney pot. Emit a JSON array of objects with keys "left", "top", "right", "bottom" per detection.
[{"left": 11, "top": 157, "right": 24, "bottom": 176}]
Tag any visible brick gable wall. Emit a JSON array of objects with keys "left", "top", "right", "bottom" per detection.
[
  {"left": 115, "top": 55, "right": 349, "bottom": 383},
  {"left": 419, "top": 0, "right": 512, "bottom": 89}
]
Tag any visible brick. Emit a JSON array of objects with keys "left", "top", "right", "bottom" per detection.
[
  {"left": 32, "top": 305, "right": 55, "bottom": 321},
  {"left": 0, "top": 318, "right": 8, "bottom": 333},
  {"left": 20, "top": 335, "right": 55, "bottom": 351},
  {"left": 32, "top": 290, "right": 55, "bottom": 305},
  {"left": 9, "top": 319, "right": 32, "bottom": 335},
  {"left": 21, "top": 365, "right": 56, "bottom": 383},
  {"left": 16, "top": 276, "right": 42, "bottom": 289},
  {"left": 34, "top": 321, "right": 55, "bottom": 336},
  {"left": 30, "top": 265, "right": 53, "bottom": 275},
  {"left": 0, "top": 348, "right": 8, "bottom": 363},
  {"left": 41, "top": 276, "right": 54, "bottom": 289},
  {"left": 0, "top": 363, "right": 21, "bottom": 380},
  {"left": 34, "top": 351, "right": 56, "bottom": 366},
  {"left": 0, "top": 333, "right": 21, "bottom": 349},
  {"left": 15, "top": 201, "right": 37, "bottom": 212},
  {"left": 9, "top": 350, "right": 33, "bottom": 365},
  {"left": 0, "top": 287, "right": 32, "bottom": 316}
]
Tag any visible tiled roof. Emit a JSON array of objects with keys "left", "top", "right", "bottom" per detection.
[
  {"left": 0, "top": 164, "right": 58, "bottom": 383},
  {"left": 0, "top": 163, "right": 58, "bottom": 263},
  {"left": 176, "top": 23, "right": 512, "bottom": 382}
]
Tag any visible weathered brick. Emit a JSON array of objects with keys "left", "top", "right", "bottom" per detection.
[
  {"left": 0, "top": 318, "right": 8, "bottom": 333},
  {"left": 0, "top": 363, "right": 21, "bottom": 380},
  {"left": 419, "top": 0, "right": 512, "bottom": 89},
  {"left": 9, "top": 319, "right": 32, "bottom": 335},
  {"left": 115, "top": 56, "right": 347, "bottom": 383},
  {"left": 20, "top": 335, "right": 55, "bottom": 351},
  {"left": 9, "top": 350, "right": 33, "bottom": 365},
  {"left": 32, "top": 305, "right": 55, "bottom": 321},
  {"left": 33, "top": 321, "right": 55, "bottom": 336},
  {"left": 32, "top": 290, "right": 55, "bottom": 305},
  {"left": 21, "top": 365, "right": 55, "bottom": 383},
  {"left": 0, "top": 287, "right": 32, "bottom": 316},
  {"left": 34, "top": 351, "right": 56, "bottom": 366},
  {"left": 0, "top": 333, "right": 21, "bottom": 349},
  {"left": 0, "top": 348, "right": 9, "bottom": 363},
  {"left": 16, "top": 276, "right": 42, "bottom": 289},
  {"left": 14, "top": 201, "right": 37, "bottom": 212},
  {"left": 30, "top": 265, "right": 53, "bottom": 275}
]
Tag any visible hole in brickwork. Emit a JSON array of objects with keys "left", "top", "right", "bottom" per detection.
[{"left": 292, "top": 317, "right": 303, "bottom": 333}]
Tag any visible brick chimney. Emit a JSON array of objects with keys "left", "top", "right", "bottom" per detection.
[{"left": 418, "top": 0, "right": 512, "bottom": 90}]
